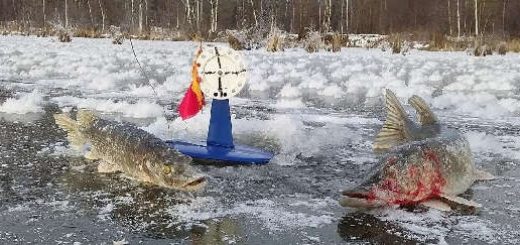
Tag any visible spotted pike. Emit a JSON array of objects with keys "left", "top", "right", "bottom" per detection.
[
  {"left": 54, "top": 110, "right": 206, "bottom": 191},
  {"left": 340, "top": 89, "right": 493, "bottom": 211}
]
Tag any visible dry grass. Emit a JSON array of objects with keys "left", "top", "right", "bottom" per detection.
[
  {"left": 322, "top": 32, "right": 344, "bottom": 52},
  {"left": 304, "top": 31, "right": 322, "bottom": 53},
  {"left": 112, "top": 34, "right": 124, "bottom": 45},
  {"left": 420, "top": 35, "right": 520, "bottom": 55},
  {"left": 507, "top": 39, "right": 520, "bottom": 53},
  {"left": 473, "top": 43, "right": 493, "bottom": 57},
  {"left": 58, "top": 31, "right": 71, "bottom": 42},
  {"left": 266, "top": 28, "right": 284, "bottom": 52},
  {"left": 72, "top": 28, "right": 102, "bottom": 38},
  {"left": 228, "top": 34, "right": 244, "bottom": 51},
  {"left": 498, "top": 42, "right": 507, "bottom": 55},
  {"left": 430, "top": 32, "right": 448, "bottom": 50},
  {"left": 388, "top": 33, "right": 404, "bottom": 54}
]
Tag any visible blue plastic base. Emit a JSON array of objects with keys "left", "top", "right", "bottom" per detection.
[
  {"left": 169, "top": 99, "right": 273, "bottom": 165},
  {"left": 166, "top": 140, "right": 273, "bottom": 165}
]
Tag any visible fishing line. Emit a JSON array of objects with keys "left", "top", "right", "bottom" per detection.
[{"left": 126, "top": 9, "right": 171, "bottom": 130}]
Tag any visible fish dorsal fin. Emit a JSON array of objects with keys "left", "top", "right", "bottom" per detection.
[
  {"left": 77, "top": 110, "right": 97, "bottom": 128},
  {"left": 408, "top": 95, "right": 437, "bottom": 126},
  {"left": 373, "top": 89, "right": 412, "bottom": 152}
]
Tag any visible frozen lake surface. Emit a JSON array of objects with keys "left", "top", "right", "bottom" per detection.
[{"left": 1, "top": 36, "right": 520, "bottom": 244}]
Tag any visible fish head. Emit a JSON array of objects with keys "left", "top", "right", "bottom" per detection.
[
  {"left": 339, "top": 185, "right": 386, "bottom": 208},
  {"left": 147, "top": 153, "right": 207, "bottom": 192}
]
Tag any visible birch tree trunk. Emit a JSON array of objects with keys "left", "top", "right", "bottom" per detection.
[
  {"left": 340, "top": 0, "right": 344, "bottom": 33},
  {"left": 291, "top": 0, "right": 296, "bottom": 33},
  {"left": 457, "top": 0, "right": 461, "bottom": 37},
  {"left": 64, "top": 0, "right": 68, "bottom": 28},
  {"left": 42, "top": 0, "right": 46, "bottom": 26},
  {"left": 131, "top": 0, "right": 135, "bottom": 32},
  {"left": 323, "top": 0, "right": 331, "bottom": 32},
  {"left": 318, "top": 0, "right": 322, "bottom": 31},
  {"left": 87, "top": 0, "right": 94, "bottom": 26},
  {"left": 209, "top": 0, "right": 219, "bottom": 33},
  {"left": 186, "top": 0, "right": 193, "bottom": 25},
  {"left": 502, "top": 0, "right": 507, "bottom": 36},
  {"left": 139, "top": 0, "right": 143, "bottom": 34},
  {"left": 214, "top": 0, "right": 219, "bottom": 33},
  {"left": 175, "top": 4, "right": 179, "bottom": 29},
  {"left": 474, "top": 0, "right": 479, "bottom": 36},
  {"left": 98, "top": 0, "right": 105, "bottom": 32},
  {"left": 249, "top": 0, "right": 258, "bottom": 27},
  {"left": 448, "top": 0, "right": 452, "bottom": 36},
  {"left": 196, "top": 0, "right": 200, "bottom": 33},
  {"left": 346, "top": 0, "right": 349, "bottom": 33}
]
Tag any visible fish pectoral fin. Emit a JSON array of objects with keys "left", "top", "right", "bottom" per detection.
[
  {"left": 408, "top": 95, "right": 437, "bottom": 126},
  {"left": 474, "top": 168, "right": 495, "bottom": 181},
  {"left": 97, "top": 161, "right": 122, "bottom": 173},
  {"left": 373, "top": 89, "right": 412, "bottom": 152},
  {"left": 440, "top": 194, "right": 482, "bottom": 209},
  {"left": 420, "top": 199, "right": 452, "bottom": 212}
]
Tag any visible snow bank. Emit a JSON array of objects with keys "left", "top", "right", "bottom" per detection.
[
  {"left": 51, "top": 96, "right": 165, "bottom": 118},
  {"left": 2, "top": 36, "right": 520, "bottom": 119}
]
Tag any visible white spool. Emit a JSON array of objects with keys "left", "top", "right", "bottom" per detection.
[{"left": 196, "top": 45, "right": 247, "bottom": 100}]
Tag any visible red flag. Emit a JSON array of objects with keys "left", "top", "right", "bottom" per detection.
[{"left": 178, "top": 47, "right": 205, "bottom": 120}]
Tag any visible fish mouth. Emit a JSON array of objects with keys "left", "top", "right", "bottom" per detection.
[
  {"left": 339, "top": 190, "right": 384, "bottom": 208},
  {"left": 182, "top": 176, "right": 207, "bottom": 191},
  {"left": 342, "top": 190, "right": 370, "bottom": 199}
]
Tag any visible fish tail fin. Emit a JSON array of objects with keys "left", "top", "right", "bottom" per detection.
[
  {"left": 474, "top": 168, "right": 495, "bottom": 181},
  {"left": 77, "top": 109, "right": 97, "bottom": 128},
  {"left": 53, "top": 113, "right": 86, "bottom": 150},
  {"left": 373, "top": 89, "right": 412, "bottom": 152},
  {"left": 408, "top": 95, "right": 437, "bottom": 126}
]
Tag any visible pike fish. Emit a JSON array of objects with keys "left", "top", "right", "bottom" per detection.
[
  {"left": 54, "top": 110, "right": 206, "bottom": 191},
  {"left": 340, "top": 89, "right": 493, "bottom": 211}
]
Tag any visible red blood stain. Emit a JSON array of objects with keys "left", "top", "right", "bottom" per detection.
[{"left": 367, "top": 148, "right": 447, "bottom": 206}]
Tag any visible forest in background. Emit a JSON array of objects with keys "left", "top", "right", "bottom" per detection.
[{"left": 1, "top": 0, "right": 520, "bottom": 39}]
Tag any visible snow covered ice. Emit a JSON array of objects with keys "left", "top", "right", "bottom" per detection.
[{"left": 1, "top": 36, "right": 520, "bottom": 244}]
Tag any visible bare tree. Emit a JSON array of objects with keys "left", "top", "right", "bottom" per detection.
[
  {"left": 345, "top": 0, "right": 349, "bottom": 33},
  {"left": 87, "top": 0, "right": 94, "bottom": 26},
  {"left": 250, "top": 0, "right": 258, "bottom": 27},
  {"left": 502, "top": 0, "right": 507, "bottom": 36},
  {"left": 65, "top": 0, "right": 69, "bottom": 28},
  {"left": 474, "top": 0, "right": 479, "bottom": 36},
  {"left": 139, "top": 0, "right": 144, "bottom": 34},
  {"left": 448, "top": 0, "right": 453, "bottom": 36},
  {"left": 42, "top": 0, "right": 46, "bottom": 27},
  {"left": 209, "top": 0, "right": 219, "bottom": 34},
  {"left": 457, "top": 0, "right": 461, "bottom": 37},
  {"left": 323, "top": 0, "right": 331, "bottom": 32},
  {"left": 98, "top": 0, "right": 105, "bottom": 32}
]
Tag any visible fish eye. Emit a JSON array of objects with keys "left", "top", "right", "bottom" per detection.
[{"left": 163, "top": 165, "right": 172, "bottom": 174}]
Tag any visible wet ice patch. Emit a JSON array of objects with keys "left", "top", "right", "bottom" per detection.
[
  {"left": 167, "top": 196, "right": 336, "bottom": 232},
  {"left": 466, "top": 131, "right": 520, "bottom": 161},
  {"left": 0, "top": 90, "right": 45, "bottom": 114},
  {"left": 37, "top": 142, "right": 83, "bottom": 157},
  {"left": 371, "top": 208, "right": 498, "bottom": 244}
]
